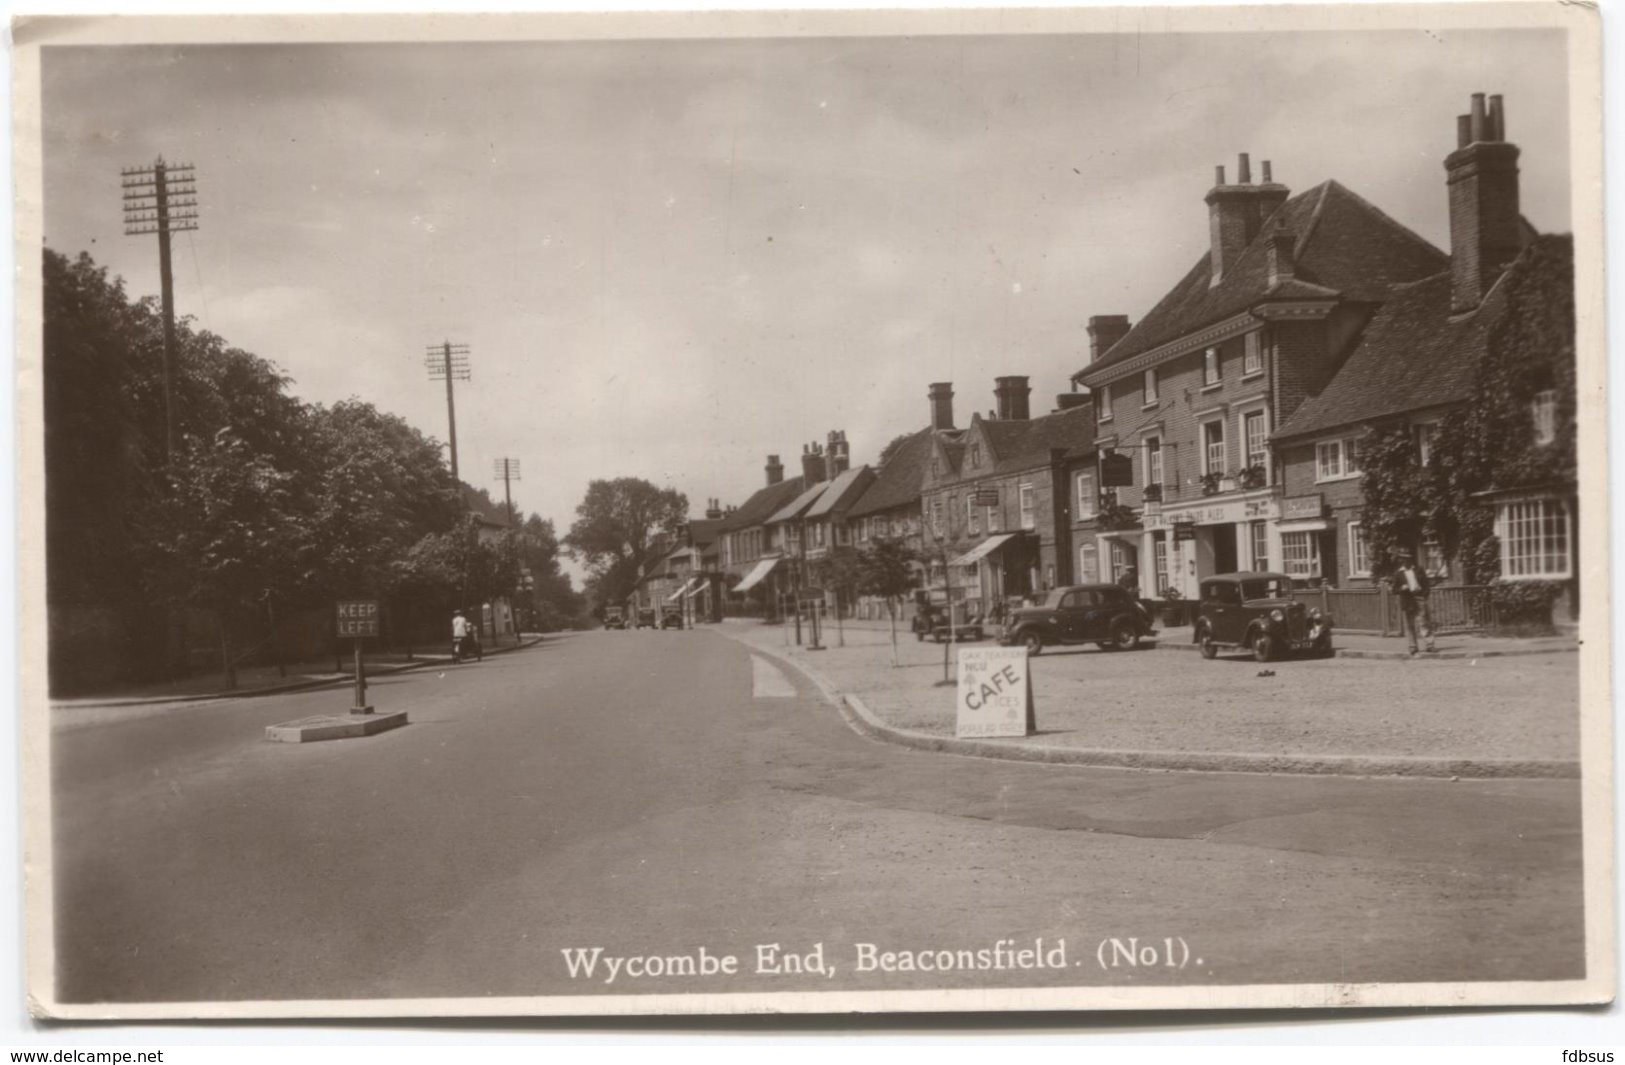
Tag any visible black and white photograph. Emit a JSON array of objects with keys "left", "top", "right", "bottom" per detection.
[{"left": 13, "top": 3, "right": 1612, "bottom": 1020}]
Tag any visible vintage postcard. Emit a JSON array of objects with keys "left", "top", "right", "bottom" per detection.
[{"left": 12, "top": 3, "right": 1612, "bottom": 1020}]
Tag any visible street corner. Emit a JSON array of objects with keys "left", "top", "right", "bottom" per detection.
[{"left": 265, "top": 710, "right": 409, "bottom": 743}]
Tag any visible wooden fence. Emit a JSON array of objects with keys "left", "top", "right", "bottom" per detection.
[{"left": 1308, "top": 585, "right": 1492, "bottom": 636}]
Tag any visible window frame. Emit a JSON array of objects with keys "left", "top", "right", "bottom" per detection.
[
  {"left": 1018, "top": 483, "right": 1036, "bottom": 530},
  {"left": 1242, "top": 409, "right": 1269, "bottom": 478},
  {"left": 1075, "top": 470, "right": 1096, "bottom": 520},
  {"left": 1249, "top": 519, "right": 1270, "bottom": 571},
  {"left": 1242, "top": 331, "right": 1263, "bottom": 377},
  {"left": 1347, "top": 520, "right": 1372, "bottom": 578},
  {"left": 1096, "top": 385, "right": 1114, "bottom": 423},
  {"left": 1143, "top": 367, "right": 1159, "bottom": 407},
  {"left": 1280, "top": 530, "right": 1321, "bottom": 579},
  {"left": 1202, "top": 346, "right": 1221, "bottom": 387},
  {"left": 1201, "top": 418, "right": 1227, "bottom": 476},
  {"left": 1144, "top": 435, "right": 1163, "bottom": 489},
  {"left": 1496, "top": 496, "right": 1572, "bottom": 581},
  {"left": 1315, "top": 438, "right": 1362, "bottom": 483},
  {"left": 1414, "top": 421, "right": 1439, "bottom": 467},
  {"left": 1532, "top": 389, "right": 1558, "bottom": 446},
  {"left": 966, "top": 494, "right": 980, "bottom": 536}
]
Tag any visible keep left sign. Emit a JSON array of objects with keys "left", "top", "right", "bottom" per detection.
[{"left": 955, "top": 646, "right": 1033, "bottom": 738}]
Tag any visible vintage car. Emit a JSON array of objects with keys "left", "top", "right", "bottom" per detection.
[
  {"left": 603, "top": 606, "right": 627, "bottom": 630},
  {"left": 635, "top": 608, "right": 658, "bottom": 630},
  {"left": 659, "top": 606, "right": 685, "bottom": 630},
  {"left": 998, "top": 584, "right": 1155, "bottom": 655},
  {"left": 1194, "top": 572, "right": 1333, "bottom": 662}
]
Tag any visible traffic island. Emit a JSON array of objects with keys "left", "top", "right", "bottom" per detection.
[{"left": 265, "top": 710, "right": 409, "bottom": 744}]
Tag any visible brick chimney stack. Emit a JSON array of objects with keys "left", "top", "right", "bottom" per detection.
[
  {"left": 1086, "top": 315, "right": 1132, "bottom": 363},
  {"left": 800, "top": 442, "right": 827, "bottom": 484},
  {"left": 826, "top": 430, "right": 851, "bottom": 475},
  {"left": 1446, "top": 92, "right": 1521, "bottom": 313},
  {"left": 765, "top": 454, "right": 784, "bottom": 486},
  {"left": 1205, "top": 153, "right": 1291, "bottom": 286},
  {"left": 705, "top": 498, "right": 723, "bottom": 520},
  {"left": 928, "top": 382, "right": 955, "bottom": 431},
  {"left": 994, "top": 376, "right": 1032, "bottom": 421}
]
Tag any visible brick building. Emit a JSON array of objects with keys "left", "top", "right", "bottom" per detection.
[
  {"left": 718, "top": 454, "right": 805, "bottom": 616},
  {"left": 917, "top": 376, "right": 1095, "bottom": 621},
  {"left": 1073, "top": 151, "right": 1446, "bottom": 598}
]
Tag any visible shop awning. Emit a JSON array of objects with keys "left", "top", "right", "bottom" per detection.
[
  {"left": 948, "top": 533, "right": 1020, "bottom": 568},
  {"left": 1277, "top": 519, "right": 1331, "bottom": 533},
  {"left": 683, "top": 580, "right": 706, "bottom": 599},
  {"left": 665, "top": 580, "right": 694, "bottom": 603},
  {"left": 732, "top": 557, "right": 781, "bottom": 593}
]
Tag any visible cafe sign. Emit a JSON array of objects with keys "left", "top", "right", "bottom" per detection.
[{"left": 955, "top": 647, "right": 1034, "bottom": 739}]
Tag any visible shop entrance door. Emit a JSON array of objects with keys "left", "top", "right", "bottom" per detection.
[{"left": 1212, "top": 524, "right": 1239, "bottom": 574}]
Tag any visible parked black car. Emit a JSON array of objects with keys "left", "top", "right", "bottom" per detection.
[
  {"left": 603, "top": 606, "right": 627, "bottom": 630},
  {"left": 660, "top": 607, "right": 684, "bottom": 630},
  {"left": 998, "top": 584, "right": 1155, "bottom": 655},
  {"left": 1194, "top": 572, "right": 1333, "bottom": 662},
  {"left": 635, "top": 608, "right": 657, "bottom": 630}
]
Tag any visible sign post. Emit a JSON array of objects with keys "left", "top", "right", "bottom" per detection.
[
  {"left": 954, "top": 646, "right": 1035, "bottom": 738},
  {"left": 335, "top": 599, "right": 380, "bottom": 715}
]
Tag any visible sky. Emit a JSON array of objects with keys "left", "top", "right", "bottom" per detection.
[{"left": 38, "top": 28, "right": 1572, "bottom": 579}]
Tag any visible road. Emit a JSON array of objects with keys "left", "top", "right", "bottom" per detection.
[{"left": 50, "top": 629, "right": 1586, "bottom": 1005}]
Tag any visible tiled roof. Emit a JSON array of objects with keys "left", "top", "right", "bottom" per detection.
[
  {"left": 978, "top": 404, "right": 1096, "bottom": 473},
  {"left": 686, "top": 518, "right": 725, "bottom": 547},
  {"left": 720, "top": 475, "right": 806, "bottom": 531},
  {"left": 1078, "top": 180, "right": 1447, "bottom": 380},
  {"left": 847, "top": 428, "right": 933, "bottom": 518},
  {"left": 768, "top": 481, "right": 831, "bottom": 524},
  {"left": 804, "top": 466, "right": 874, "bottom": 519},
  {"left": 1273, "top": 266, "right": 1509, "bottom": 440}
]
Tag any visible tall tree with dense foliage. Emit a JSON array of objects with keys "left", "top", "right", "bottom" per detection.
[{"left": 564, "top": 477, "right": 689, "bottom": 609}]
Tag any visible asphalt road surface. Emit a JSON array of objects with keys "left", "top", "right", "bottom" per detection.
[{"left": 50, "top": 629, "right": 1586, "bottom": 1005}]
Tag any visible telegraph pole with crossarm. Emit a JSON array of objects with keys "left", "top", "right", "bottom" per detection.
[
  {"left": 493, "top": 458, "right": 521, "bottom": 526},
  {"left": 424, "top": 341, "right": 471, "bottom": 480},
  {"left": 122, "top": 157, "right": 198, "bottom": 465}
]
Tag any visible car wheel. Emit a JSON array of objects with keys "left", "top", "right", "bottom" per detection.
[
  {"left": 1253, "top": 632, "right": 1277, "bottom": 663},
  {"left": 1198, "top": 629, "right": 1218, "bottom": 660},
  {"left": 1021, "top": 631, "right": 1044, "bottom": 657},
  {"left": 1111, "top": 619, "right": 1140, "bottom": 651}
]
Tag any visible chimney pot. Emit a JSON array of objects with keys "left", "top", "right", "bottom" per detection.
[
  {"left": 1086, "top": 315, "right": 1132, "bottom": 363},
  {"left": 1457, "top": 114, "right": 1472, "bottom": 149},
  {"left": 1488, "top": 94, "right": 1505, "bottom": 140},
  {"left": 1215, "top": 164, "right": 1225, "bottom": 185},
  {"left": 1446, "top": 92, "right": 1521, "bottom": 313},
  {"left": 1470, "top": 92, "right": 1487, "bottom": 142},
  {"left": 765, "top": 454, "right": 784, "bottom": 485},
  {"left": 994, "top": 375, "right": 1032, "bottom": 421},
  {"left": 1261, "top": 160, "right": 1273, "bottom": 183},
  {"left": 1238, "top": 153, "right": 1252, "bottom": 183}
]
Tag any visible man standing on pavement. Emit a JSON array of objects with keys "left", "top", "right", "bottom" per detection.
[
  {"left": 1389, "top": 548, "right": 1436, "bottom": 655},
  {"left": 452, "top": 609, "right": 470, "bottom": 663}
]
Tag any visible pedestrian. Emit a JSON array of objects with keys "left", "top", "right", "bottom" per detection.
[
  {"left": 451, "top": 608, "right": 470, "bottom": 663},
  {"left": 1389, "top": 548, "right": 1436, "bottom": 655},
  {"left": 1117, "top": 565, "right": 1139, "bottom": 596}
]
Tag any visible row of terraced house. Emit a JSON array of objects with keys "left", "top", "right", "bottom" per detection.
[{"left": 640, "top": 93, "right": 1578, "bottom": 634}]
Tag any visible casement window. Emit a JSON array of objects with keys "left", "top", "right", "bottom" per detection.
[
  {"left": 1202, "top": 420, "right": 1226, "bottom": 476},
  {"left": 969, "top": 442, "right": 982, "bottom": 468},
  {"left": 1145, "top": 436, "right": 1163, "bottom": 488},
  {"left": 1143, "top": 368, "right": 1159, "bottom": 405},
  {"left": 1243, "top": 332, "right": 1263, "bottom": 376},
  {"left": 1347, "top": 521, "right": 1372, "bottom": 577},
  {"left": 1075, "top": 471, "right": 1096, "bottom": 519},
  {"left": 1096, "top": 386, "right": 1113, "bottom": 423},
  {"left": 1019, "top": 483, "right": 1036, "bottom": 530},
  {"left": 1315, "top": 438, "right": 1361, "bottom": 481},
  {"left": 1280, "top": 531, "right": 1321, "bottom": 578},
  {"left": 1497, "top": 497, "right": 1572, "bottom": 580},
  {"left": 1532, "top": 390, "right": 1558, "bottom": 446},
  {"left": 1414, "top": 422, "right": 1437, "bottom": 466},
  {"left": 1109, "top": 540, "right": 1134, "bottom": 585},
  {"left": 1250, "top": 520, "right": 1270, "bottom": 571},
  {"left": 1153, "top": 533, "right": 1170, "bottom": 595},
  {"left": 1203, "top": 346, "right": 1221, "bottom": 386},
  {"left": 1423, "top": 542, "right": 1449, "bottom": 581},
  {"left": 1243, "top": 410, "right": 1269, "bottom": 476},
  {"left": 966, "top": 495, "right": 980, "bottom": 536}
]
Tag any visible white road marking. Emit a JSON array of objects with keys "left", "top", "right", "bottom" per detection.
[{"left": 751, "top": 655, "right": 796, "bottom": 699}]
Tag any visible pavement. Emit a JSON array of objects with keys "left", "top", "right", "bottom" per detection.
[
  {"left": 718, "top": 618, "right": 1580, "bottom": 778},
  {"left": 48, "top": 628, "right": 1585, "bottom": 1007}
]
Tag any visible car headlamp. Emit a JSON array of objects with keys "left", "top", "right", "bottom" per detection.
[{"left": 1270, "top": 608, "right": 1285, "bottom": 622}]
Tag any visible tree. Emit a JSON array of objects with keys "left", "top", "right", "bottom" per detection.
[
  {"left": 517, "top": 514, "right": 584, "bottom": 631},
  {"left": 877, "top": 432, "right": 915, "bottom": 469},
  {"left": 857, "top": 537, "right": 919, "bottom": 665},
  {"left": 813, "top": 545, "right": 865, "bottom": 647},
  {"left": 564, "top": 477, "right": 689, "bottom": 610},
  {"left": 139, "top": 428, "right": 310, "bottom": 689}
]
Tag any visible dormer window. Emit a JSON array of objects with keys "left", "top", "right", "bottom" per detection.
[{"left": 969, "top": 442, "right": 982, "bottom": 467}]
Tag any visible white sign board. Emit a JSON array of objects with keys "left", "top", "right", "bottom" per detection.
[{"left": 954, "top": 646, "right": 1033, "bottom": 739}]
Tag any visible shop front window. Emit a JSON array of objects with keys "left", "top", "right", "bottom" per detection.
[
  {"left": 1498, "top": 497, "right": 1571, "bottom": 579},
  {"left": 1281, "top": 531, "right": 1321, "bottom": 578}
]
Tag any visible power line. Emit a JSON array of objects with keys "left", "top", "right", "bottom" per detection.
[
  {"left": 424, "top": 340, "right": 471, "bottom": 480},
  {"left": 122, "top": 157, "right": 199, "bottom": 465}
]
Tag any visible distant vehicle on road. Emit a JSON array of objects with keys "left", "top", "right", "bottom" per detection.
[
  {"left": 452, "top": 625, "right": 483, "bottom": 663},
  {"left": 998, "top": 584, "right": 1155, "bottom": 656},
  {"left": 635, "top": 608, "right": 657, "bottom": 630},
  {"left": 1194, "top": 572, "right": 1333, "bottom": 662},
  {"left": 603, "top": 606, "right": 627, "bottom": 631},
  {"left": 660, "top": 607, "right": 684, "bottom": 630}
]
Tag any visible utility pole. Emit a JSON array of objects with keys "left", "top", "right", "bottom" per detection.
[
  {"left": 424, "top": 341, "right": 471, "bottom": 479},
  {"left": 492, "top": 458, "right": 521, "bottom": 526},
  {"left": 122, "top": 157, "right": 198, "bottom": 465}
]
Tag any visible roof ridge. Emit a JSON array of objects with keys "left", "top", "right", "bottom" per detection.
[{"left": 1317, "top": 178, "right": 1446, "bottom": 259}]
